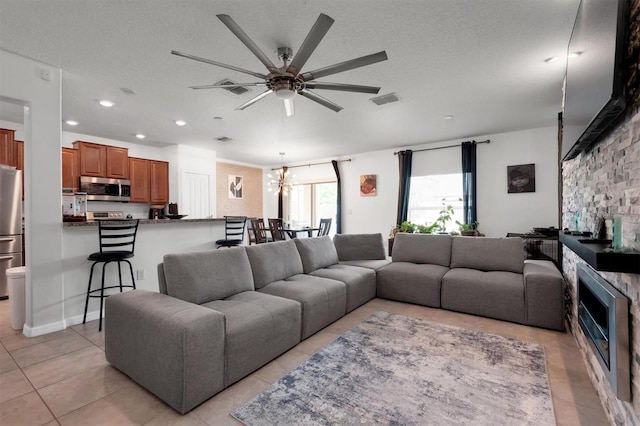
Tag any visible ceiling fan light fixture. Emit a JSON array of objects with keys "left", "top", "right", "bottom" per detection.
[{"left": 275, "top": 89, "right": 296, "bottom": 100}]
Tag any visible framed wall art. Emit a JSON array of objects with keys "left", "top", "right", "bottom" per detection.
[
  {"left": 228, "top": 175, "right": 243, "bottom": 199},
  {"left": 360, "top": 174, "right": 377, "bottom": 196},
  {"left": 507, "top": 164, "right": 535, "bottom": 193}
]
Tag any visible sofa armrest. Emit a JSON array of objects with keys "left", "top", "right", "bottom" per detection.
[
  {"left": 105, "top": 290, "right": 226, "bottom": 414},
  {"left": 523, "top": 260, "right": 565, "bottom": 330}
]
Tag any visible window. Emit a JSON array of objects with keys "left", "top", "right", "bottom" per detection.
[
  {"left": 288, "top": 181, "right": 336, "bottom": 235},
  {"left": 408, "top": 173, "right": 464, "bottom": 232}
]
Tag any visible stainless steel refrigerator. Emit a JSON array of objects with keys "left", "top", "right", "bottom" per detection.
[{"left": 0, "top": 165, "right": 23, "bottom": 299}]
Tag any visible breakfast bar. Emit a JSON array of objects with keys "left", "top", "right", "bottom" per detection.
[{"left": 62, "top": 217, "right": 228, "bottom": 323}]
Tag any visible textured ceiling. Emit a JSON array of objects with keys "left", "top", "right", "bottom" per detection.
[{"left": 0, "top": 0, "right": 580, "bottom": 165}]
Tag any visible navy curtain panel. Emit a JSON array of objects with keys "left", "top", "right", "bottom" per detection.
[
  {"left": 461, "top": 141, "right": 477, "bottom": 225},
  {"left": 332, "top": 160, "right": 342, "bottom": 234},
  {"left": 396, "top": 149, "right": 413, "bottom": 225},
  {"left": 277, "top": 166, "right": 288, "bottom": 220}
]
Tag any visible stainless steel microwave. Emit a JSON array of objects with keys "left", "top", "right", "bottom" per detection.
[{"left": 79, "top": 176, "right": 131, "bottom": 202}]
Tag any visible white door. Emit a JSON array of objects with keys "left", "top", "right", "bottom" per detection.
[{"left": 182, "top": 172, "right": 210, "bottom": 218}]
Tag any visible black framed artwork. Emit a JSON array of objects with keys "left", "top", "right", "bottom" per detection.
[{"left": 507, "top": 164, "right": 535, "bottom": 193}]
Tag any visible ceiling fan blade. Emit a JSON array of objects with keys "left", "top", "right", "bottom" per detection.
[
  {"left": 286, "top": 13, "right": 334, "bottom": 75},
  {"left": 284, "top": 98, "right": 294, "bottom": 117},
  {"left": 304, "top": 82, "right": 381, "bottom": 94},
  {"left": 189, "top": 82, "right": 267, "bottom": 90},
  {"left": 300, "top": 51, "right": 388, "bottom": 81},
  {"left": 171, "top": 50, "right": 268, "bottom": 79},
  {"left": 236, "top": 89, "right": 274, "bottom": 110},
  {"left": 217, "top": 14, "right": 278, "bottom": 72},
  {"left": 299, "top": 90, "right": 343, "bottom": 113}
]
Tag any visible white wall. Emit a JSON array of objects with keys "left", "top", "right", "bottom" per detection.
[
  {"left": 264, "top": 126, "right": 559, "bottom": 241},
  {"left": 1, "top": 49, "right": 64, "bottom": 336}
]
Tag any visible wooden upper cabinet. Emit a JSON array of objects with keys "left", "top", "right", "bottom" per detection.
[
  {"left": 73, "top": 141, "right": 129, "bottom": 178},
  {"left": 62, "top": 147, "right": 79, "bottom": 190},
  {"left": 74, "top": 141, "right": 106, "bottom": 177},
  {"left": 106, "top": 146, "right": 129, "bottom": 179},
  {"left": 0, "top": 128, "right": 16, "bottom": 167},
  {"left": 129, "top": 157, "right": 150, "bottom": 203},
  {"left": 150, "top": 160, "right": 169, "bottom": 204}
]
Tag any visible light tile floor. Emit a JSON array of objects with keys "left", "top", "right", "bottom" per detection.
[{"left": 0, "top": 298, "right": 609, "bottom": 425}]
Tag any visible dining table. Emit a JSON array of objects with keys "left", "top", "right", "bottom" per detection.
[{"left": 285, "top": 227, "right": 321, "bottom": 239}]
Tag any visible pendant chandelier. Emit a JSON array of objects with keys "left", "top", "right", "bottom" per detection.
[{"left": 268, "top": 153, "right": 295, "bottom": 195}]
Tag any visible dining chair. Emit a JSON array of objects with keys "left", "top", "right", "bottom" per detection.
[
  {"left": 317, "top": 218, "right": 332, "bottom": 236},
  {"left": 246, "top": 219, "right": 258, "bottom": 245},
  {"left": 83, "top": 219, "right": 139, "bottom": 331},
  {"left": 268, "top": 218, "right": 288, "bottom": 241},
  {"left": 215, "top": 216, "right": 247, "bottom": 248},
  {"left": 252, "top": 218, "right": 272, "bottom": 244}
]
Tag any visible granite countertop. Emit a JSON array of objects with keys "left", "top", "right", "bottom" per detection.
[{"left": 63, "top": 217, "right": 225, "bottom": 227}]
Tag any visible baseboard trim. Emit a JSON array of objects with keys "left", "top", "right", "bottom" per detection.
[
  {"left": 22, "top": 310, "right": 102, "bottom": 337},
  {"left": 22, "top": 320, "right": 66, "bottom": 337}
]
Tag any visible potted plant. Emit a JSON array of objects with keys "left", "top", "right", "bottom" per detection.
[{"left": 456, "top": 220, "right": 480, "bottom": 236}]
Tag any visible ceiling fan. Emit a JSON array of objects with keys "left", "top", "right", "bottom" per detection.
[{"left": 171, "top": 13, "right": 388, "bottom": 117}]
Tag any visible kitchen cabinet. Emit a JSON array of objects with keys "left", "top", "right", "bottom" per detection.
[
  {"left": 150, "top": 160, "right": 169, "bottom": 204},
  {"left": 62, "top": 147, "right": 79, "bottom": 190},
  {"left": 129, "top": 158, "right": 169, "bottom": 204},
  {"left": 74, "top": 141, "right": 105, "bottom": 177},
  {"left": 0, "top": 128, "right": 16, "bottom": 167},
  {"left": 106, "top": 146, "right": 129, "bottom": 179},
  {"left": 15, "top": 140, "right": 24, "bottom": 198},
  {"left": 129, "top": 157, "right": 150, "bottom": 203},
  {"left": 73, "top": 141, "right": 129, "bottom": 178}
]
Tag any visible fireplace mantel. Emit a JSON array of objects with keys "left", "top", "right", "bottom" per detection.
[{"left": 559, "top": 233, "right": 640, "bottom": 274}]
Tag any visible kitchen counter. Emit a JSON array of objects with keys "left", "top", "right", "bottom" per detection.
[{"left": 63, "top": 218, "right": 225, "bottom": 226}]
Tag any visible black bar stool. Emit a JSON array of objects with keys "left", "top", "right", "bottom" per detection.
[
  {"left": 215, "top": 216, "right": 247, "bottom": 248},
  {"left": 83, "top": 219, "right": 139, "bottom": 331}
]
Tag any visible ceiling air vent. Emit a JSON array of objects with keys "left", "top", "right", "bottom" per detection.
[
  {"left": 370, "top": 92, "right": 399, "bottom": 106},
  {"left": 216, "top": 136, "right": 232, "bottom": 143},
  {"left": 217, "top": 79, "right": 250, "bottom": 95}
]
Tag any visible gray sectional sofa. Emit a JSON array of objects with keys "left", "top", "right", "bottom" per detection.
[{"left": 105, "top": 232, "right": 564, "bottom": 414}]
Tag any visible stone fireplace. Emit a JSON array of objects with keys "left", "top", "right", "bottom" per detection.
[{"left": 561, "top": 2, "right": 639, "bottom": 423}]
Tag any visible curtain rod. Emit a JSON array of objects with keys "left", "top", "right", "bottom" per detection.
[
  {"left": 271, "top": 158, "right": 351, "bottom": 171},
  {"left": 393, "top": 139, "right": 490, "bottom": 155}
]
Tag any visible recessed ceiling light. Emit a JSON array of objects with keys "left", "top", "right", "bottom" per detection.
[
  {"left": 175, "top": 120, "right": 187, "bottom": 126},
  {"left": 135, "top": 134, "right": 145, "bottom": 139},
  {"left": 568, "top": 51, "right": 583, "bottom": 58},
  {"left": 65, "top": 120, "right": 78, "bottom": 126},
  {"left": 443, "top": 115, "right": 454, "bottom": 120},
  {"left": 544, "top": 56, "right": 559, "bottom": 63},
  {"left": 99, "top": 100, "right": 114, "bottom": 107}
]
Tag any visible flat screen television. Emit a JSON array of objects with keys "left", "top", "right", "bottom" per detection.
[{"left": 561, "top": 0, "right": 629, "bottom": 161}]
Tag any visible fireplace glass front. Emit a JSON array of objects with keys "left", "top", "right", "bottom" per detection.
[{"left": 577, "top": 263, "right": 630, "bottom": 401}]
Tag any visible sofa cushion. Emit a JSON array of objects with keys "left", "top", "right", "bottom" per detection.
[
  {"left": 450, "top": 237, "right": 525, "bottom": 273},
  {"left": 377, "top": 261, "right": 449, "bottom": 307},
  {"left": 392, "top": 233, "right": 452, "bottom": 266},
  {"left": 201, "top": 291, "right": 302, "bottom": 385},
  {"left": 162, "top": 248, "right": 254, "bottom": 305},
  {"left": 338, "top": 259, "right": 391, "bottom": 271},
  {"left": 245, "top": 240, "right": 304, "bottom": 289},
  {"left": 310, "top": 264, "right": 377, "bottom": 312},
  {"left": 259, "top": 274, "right": 346, "bottom": 339},
  {"left": 333, "top": 233, "right": 387, "bottom": 261},
  {"left": 441, "top": 268, "right": 525, "bottom": 324},
  {"left": 294, "top": 236, "right": 339, "bottom": 273}
]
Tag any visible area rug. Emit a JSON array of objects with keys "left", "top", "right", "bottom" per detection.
[{"left": 232, "top": 311, "right": 555, "bottom": 426}]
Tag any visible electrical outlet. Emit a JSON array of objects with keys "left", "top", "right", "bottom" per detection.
[{"left": 136, "top": 269, "right": 145, "bottom": 280}]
